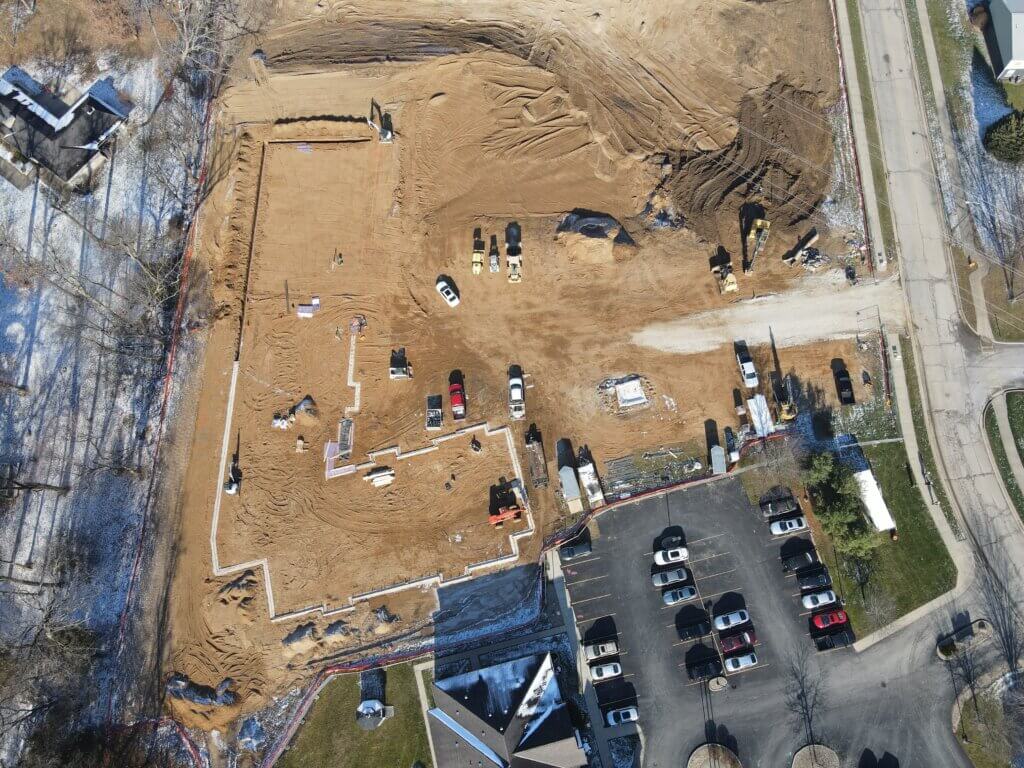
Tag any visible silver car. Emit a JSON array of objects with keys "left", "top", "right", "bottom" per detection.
[
  {"left": 663, "top": 586, "right": 698, "bottom": 605},
  {"left": 725, "top": 652, "right": 758, "bottom": 672},
  {"left": 769, "top": 516, "right": 807, "bottom": 536},
  {"left": 590, "top": 662, "right": 622, "bottom": 682},
  {"left": 652, "top": 567, "right": 688, "bottom": 588},
  {"left": 713, "top": 609, "right": 750, "bottom": 631}
]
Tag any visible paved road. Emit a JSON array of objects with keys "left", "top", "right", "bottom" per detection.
[{"left": 854, "top": 0, "right": 1024, "bottom": 592}]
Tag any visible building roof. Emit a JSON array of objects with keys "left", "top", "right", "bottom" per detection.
[
  {"left": 429, "top": 653, "right": 586, "bottom": 768},
  {"left": 0, "top": 66, "right": 131, "bottom": 183},
  {"left": 992, "top": 0, "right": 1024, "bottom": 72}
]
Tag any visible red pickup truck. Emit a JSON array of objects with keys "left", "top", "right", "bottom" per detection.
[{"left": 449, "top": 382, "right": 466, "bottom": 420}]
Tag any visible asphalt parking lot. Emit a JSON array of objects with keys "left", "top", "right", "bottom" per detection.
[{"left": 561, "top": 477, "right": 838, "bottom": 766}]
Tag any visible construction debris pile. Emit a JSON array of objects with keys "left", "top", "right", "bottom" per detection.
[
  {"left": 597, "top": 374, "right": 655, "bottom": 414},
  {"left": 602, "top": 447, "right": 705, "bottom": 501}
]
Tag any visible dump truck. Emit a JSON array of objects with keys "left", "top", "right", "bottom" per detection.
[
  {"left": 525, "top": 428, "right": 549, "bottom": 488},
  {"left": 506, "top": 221, "right": 523, "bottom": 283},
  {"left": 472, "top": 228, "right": 485, "bottom": 275}
]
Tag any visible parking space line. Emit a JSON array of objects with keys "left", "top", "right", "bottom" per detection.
[
  {"left": 697, "top": 587, "right": 742, "bottom": 602},
  {"left": 686, "top": 552, "right": 730, "bottom": 566},
  {"left": 695, "top": 568, "right": 736, "bottom": 581},
  {"left": 565, "top": 574, "right": 608, "bottom": 587},
  {"left": 576, "top": 612, "right": 616, "bottom": 624},
  {"left": 572, "top": 593, "right": 611, "bottom": 605},
  {"left": 725, "top": 662, "right": 771, "bottom": 677},
  {"left": 564, "top": 555, "right": 601, "bottom": 567},
  {"left": 685, "top": 533, "right": 727, "bottom": 546}
]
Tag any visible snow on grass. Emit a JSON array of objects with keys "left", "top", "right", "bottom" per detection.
[{"left": 0, "top": 49, "right": 209, "bottom": 755}]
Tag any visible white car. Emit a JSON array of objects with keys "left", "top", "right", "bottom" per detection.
[
  {"left": 737, "top": 351, "right": 758, "bottom": 388},
  {"left": 590, "top": 662, "right": 622, "bottom": 682},
  {"left": 435, "top": 277, "right": 460, "bottom": 307},
  {"left": 654, "top": 546, "right": 689, "bottom": 565},
  {"left": 651, "top": 567, "right": 689, "bottom": 588},
  {"left": 508, "top": 375, "right": 526, "bottom": 419},
  {"left": 663, "top": 586, "right": 698, "bottom": 605},
  {"left": 724, "top": 652, "right": 758, "bottom": 672},
  {"left": 769, "top": 516, "right": 807, "bottom": 536},
  {"left": 802, "top": 590, "right": 837, "bottom": 610},
  {"left": 605, "top": 707, "right": 639, "bottom": 726},
  {"left": 584, "top": 641, "right": 618, "bottom": 661},
  {"left": 713, "top": 609, "right": 750, "bottom": 631}
]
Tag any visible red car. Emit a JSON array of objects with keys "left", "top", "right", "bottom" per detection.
[
  {"left": 449, "top": 382, "right": 467, "bottom": 420},
  {"left": 812, "top": 610, "right": 848, "bottom": 630},
  {"left": 719, "top": 630, "right": 756, "bottom": 654}
]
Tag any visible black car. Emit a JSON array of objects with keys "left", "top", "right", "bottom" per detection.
[
  {"left": 815, "top": 628, "right": 855, "bottom": 651},
  {"left": 761, "top": 495, "right": 800, "bottom": 519},
  {"left": 677, "top": 620, "right": 712, "bottom": 641},
  {"left": 559, "top": 541, "right": 592, "bottom": 561},
  {"left": 782, "top": 549, "right": 819, "bottom": 572},
  {"left": 797, "top": 565, "right": 832, "bottom": 592},
  {"left": 834, "top": 369, "right": 855, "bottom": 405},
  {"left": 687, "top": 658, "right": 723, "bottom": 681}
]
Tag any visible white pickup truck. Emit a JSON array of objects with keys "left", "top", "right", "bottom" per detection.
[{"left": 508, "top": 374, "right": 526, "bottom": 419}]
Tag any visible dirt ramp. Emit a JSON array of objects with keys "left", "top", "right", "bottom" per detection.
[{"left": 664, "top": 83, "right": 834, "bottom": 248}]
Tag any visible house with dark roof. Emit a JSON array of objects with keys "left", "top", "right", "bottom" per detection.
[
  {"left": 0, "top": 66, "right": 132, "bottom": 190},
  {"left": 428, "top": 652, "right": 587, "bottom": 768}
]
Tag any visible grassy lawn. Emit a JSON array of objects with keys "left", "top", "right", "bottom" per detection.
[
  {"left": 982, "top": 267, "right": 1024, "bottom": 341},
  {"left": 817, "top": 442, "right": 956, "bottom": 635},
  {"left": 958, "top": 689, "right": 1013, "bottom": 768},
  {"left": 1007, "top": 391, "right": 1024, "bottom": 453},
  {"left": 844, "top": 0, "right": 899, "bottom": 262},
  {"left": 279, "top": 663, "right": 432, "bottom": 768},
  {"left": 983, "top": 403, "right": 1024, "bottom": 522},
  {"left": 899, "top": 337, "right": 962, "bottom": 536}
]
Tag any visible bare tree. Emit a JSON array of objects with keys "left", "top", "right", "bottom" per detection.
[
  {"left": 784, "top": 646, "right": 827, "bottom": 748},
  {"left": 949, "top": 641, "right": 984, "bottom": 715},
  {"left": 977, "top": 556, "right": 1023, "bottom": 673},
  {"left": 863, "top": 588, "right": 897, "bottom": 629}
]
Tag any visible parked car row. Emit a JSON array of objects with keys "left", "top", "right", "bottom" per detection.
[
  {"left": 762, "top": 489, "right": 855, "bottom": 651},
  {"left": 714, "top": 609, "right": 759, "bottom": 672}
]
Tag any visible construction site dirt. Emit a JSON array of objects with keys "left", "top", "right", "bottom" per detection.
[{"left": 165, "top": 0, "right": 868, "bottom": 731}]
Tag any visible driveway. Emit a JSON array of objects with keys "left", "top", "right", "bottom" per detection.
[{"left": 556, "top": 479, "right": 970, "bottom": 766}]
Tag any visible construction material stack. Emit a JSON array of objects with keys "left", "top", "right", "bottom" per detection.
[{"left": 525, "top": 427, "right": 549, "bottom": 488}]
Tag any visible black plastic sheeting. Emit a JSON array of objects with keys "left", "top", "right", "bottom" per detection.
[{"left": 556, "top": 209, "right": 636, "bottom": 245}]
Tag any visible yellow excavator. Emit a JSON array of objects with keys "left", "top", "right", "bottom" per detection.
[
  {"left": 744, "top": 218, "right": 771, "bottom": 273},
  {"left": 778, "top": 375, "right": 798, "bottom": 422}
]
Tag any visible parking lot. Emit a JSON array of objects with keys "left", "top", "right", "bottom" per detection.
[{"left": 561, "top": 477, "right": 847, "bottom": 765}]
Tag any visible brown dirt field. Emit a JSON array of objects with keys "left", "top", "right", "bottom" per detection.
[{"left": 165, "top": 0, "right": 853, "bottom": 731}]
